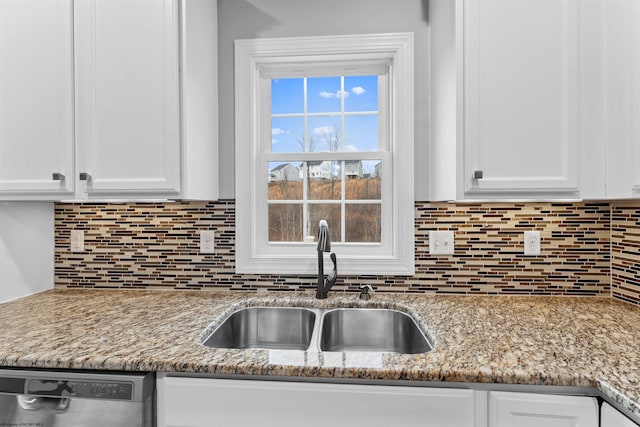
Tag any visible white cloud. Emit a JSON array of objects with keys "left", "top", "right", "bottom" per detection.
[
  {"left": 319, "top": 90, "right": 349, "bottom": 99},
  {"left": 351, "top": 86, "right": 366, "bottom": 95},
  {"left": 272, "top": 128, "right": 288, "bottom": 136},
  {"left": 313, "top": 125, "right": 336, "bottom": 136},
  {"left": 272, "top": 138, "right": 278, "bottom": 144},
  {"left": 344, "top": 144, "right": 358, "bottom": 152}
]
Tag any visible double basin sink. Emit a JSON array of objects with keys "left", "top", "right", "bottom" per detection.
[{"left": 202, "top": 306, "right": 432, "bottom": 354}]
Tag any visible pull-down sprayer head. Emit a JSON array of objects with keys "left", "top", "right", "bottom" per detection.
[{"left": 317, "top": 220, "right": 331, "bottom": 252}]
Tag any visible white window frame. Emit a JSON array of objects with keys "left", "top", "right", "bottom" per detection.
[{"left": 235, "top": 33, "right": 414, "bottom": 275}]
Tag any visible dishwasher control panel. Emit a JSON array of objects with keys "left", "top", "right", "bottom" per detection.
[{"left": 26, "top": 378, "right": 134, "bottom": 400}]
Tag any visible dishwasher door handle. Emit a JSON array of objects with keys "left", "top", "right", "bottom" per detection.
[{"left": 17, "top": 395, "right": 70, "bottom": 413}]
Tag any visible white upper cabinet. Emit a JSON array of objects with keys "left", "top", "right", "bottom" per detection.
[
  {"left": 605, "top": 0, "right": 640, "bottom": 198},
  {"left": 430, "top": 0, "right": 608, "bottom": 200},
  {"left": 74, "top": 0, "right": 181, "bottom": 197},
  {"left": 463, "top": 0, "right": 580, "bottom": 198},
  {"left": 0, "top": 0, "right": 218, "bottom": 201},
  {"left": 0, "top": 0, "right": 75, "bottom": 197},
  {"left": 633, "top": 0, "right": 640, "bottom": 197}
]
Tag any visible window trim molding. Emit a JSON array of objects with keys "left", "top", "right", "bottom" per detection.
[{"left": 235, "top": 33, "right": 414, "bottom": 275}]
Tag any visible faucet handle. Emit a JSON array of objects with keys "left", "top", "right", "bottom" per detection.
[
  {"left": 326, "top": 253, "right": 337, "bottom": 283},
  {"left": 329, "top": 252, "right": 337, "bottom": 269},
  {"left": 358, "top": 284, "right": 374, "bottom": 300}
]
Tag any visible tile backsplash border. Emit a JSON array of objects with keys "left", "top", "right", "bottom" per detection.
[{"left": 54, "top": 199, "right": 640, "bottom": 305}]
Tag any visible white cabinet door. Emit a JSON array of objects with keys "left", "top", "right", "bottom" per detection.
[
  {"left": 0, "top": 0, "right": 75, "bottom": 198},
  {"left": 602, "top": 403, "right": 639, "bottom": 427},
  {"left": 74, "top": 0, "right": 181, "bottom": 197},
  {"left": 488, "top": 391, "right": 598, "bottom": 427},
  {"left": 462, "top": 0, "right": 580, "bottom": 198},
  {"left": 603, "top": 0, "right": 640, "bottom": 199},
  {"left": 157, "top": 377, "right": 487, "bottom": 427},
  {"left": 631, "top": 0, "right": 640, "bottom": 197}
]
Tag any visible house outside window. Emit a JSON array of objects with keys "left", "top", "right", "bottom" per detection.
[
  {"left": 268, "top": 163, "right": 300, "bottom": 183},
  {"left": 235, "top": 33, "right": 414, "bottom": 275}
]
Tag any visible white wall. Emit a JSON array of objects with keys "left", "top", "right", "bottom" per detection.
[
  {"left": 0, "top": 202, "right": 54, "bottom": 302},
  {"left": 217, "top": 0, "right": 430, "bottom": 199}
]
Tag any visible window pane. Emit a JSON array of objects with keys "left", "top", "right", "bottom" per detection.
[
  {"left": 344, "top": 115, "right": 378, "bottom": 152},
  {"left": 344, "top": 75, "right": 378, "bottom": 113},
  {"left": 309, "top": 204, "right": 341, "bottom": 243},
  {"left": 272, "top": 78, "right": 304, "bottom": 114},
  {"left": 345, "top": 161, "right": 381, "bottom": 200},
  {"left": 271, "top": 117, "right": 304, "bottom": 153},
  {"left": 306, "top": 160, "right": 341, "bottom": 200},
  {"left": 346, "top": 204, "right": 381, "bottom": 243},
  {"left": 308, "top": 116, "right": 341, "bottom": 152},
  {"left": 268, "top": 162, "right": 302, "bottom": 200},
  {"left": 268, "top": 204, "right": 303, "bottom": 242},
  {"left": 308, "top": 76, "right": 341, "bottom": 113}
]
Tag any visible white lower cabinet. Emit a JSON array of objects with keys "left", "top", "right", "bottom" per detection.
[
  {"left": 157, "top": 377, "right": 607, "bottom": 427},
  {"left": 601, "top": 403, "right": 639, "bottom": 427},
  {"left": 488, "top": 391, "right": 598, "bottom": 427},
  {"left": 157, "top": 376, "right": 487, "bottom": 427}
]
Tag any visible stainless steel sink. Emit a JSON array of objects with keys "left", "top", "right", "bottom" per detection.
[
  {"left": 202, "top": 307, "right": 316, "bottom": 350},
  {"left": 202, "top": 306, "right": 432, "bottom": 354},
  {"left": 319, "top": 308, "right": 432, "bottom": 354}
]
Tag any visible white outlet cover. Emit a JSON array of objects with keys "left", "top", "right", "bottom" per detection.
[
  {"left": 200, "top": 230, "right": 215, "bottom": 254},
  {"left": 429, "top": 231, "right": 454, "bottom": 255},
  {"left": 524, "top": 231, "right": 541, "bottom": 256},
  {"left": 70, "top": 230, "right": 84, "bottom": 253}
]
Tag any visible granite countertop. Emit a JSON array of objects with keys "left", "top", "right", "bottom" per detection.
[{"left": 0, "top": 289, "right": 638, "bottom": 420}]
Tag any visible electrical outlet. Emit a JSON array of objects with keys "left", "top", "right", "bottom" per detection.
[
  {"left": 200, "top": 230, "right": 215, "bottom": 254},
  {"left": 429, "top": 230, "right": 455, "bottom": 255},
  {"left": 524, "top": 231, "right": 541, "bottom": 256},
  {"left": 70, "top": 230, "right": 84, "bottom": 253}
]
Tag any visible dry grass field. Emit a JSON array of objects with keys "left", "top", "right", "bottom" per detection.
[{"left": 268, "top": 178, "right": 381, "bottom": 242}]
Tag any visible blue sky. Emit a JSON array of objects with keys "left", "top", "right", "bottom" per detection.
[{"left": 271, "top": 76, "right": 378, "bottom": 153}]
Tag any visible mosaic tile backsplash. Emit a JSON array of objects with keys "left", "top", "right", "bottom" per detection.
[
  {"left": 612, "top": 202, "right": 640, "bottom": 305},
  {"left": 54, "top": 200, "right": 640, "bottom": 305}
]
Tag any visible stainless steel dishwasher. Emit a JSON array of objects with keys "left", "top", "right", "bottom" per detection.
[{"left": 0, "top": 369, "right": 154, "bottom": 426}]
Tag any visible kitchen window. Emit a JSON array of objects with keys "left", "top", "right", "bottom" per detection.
[{"left": 235, "top": 33, "right": 414, "bottom": 275}]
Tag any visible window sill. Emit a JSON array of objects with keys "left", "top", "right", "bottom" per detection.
[{"left": 235, "top": 253, "right": 415, "bottom": 276}]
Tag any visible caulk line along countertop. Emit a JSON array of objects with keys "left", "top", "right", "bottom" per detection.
[{"left": 0, "top": 289, "right": 638, "bottom": 419}]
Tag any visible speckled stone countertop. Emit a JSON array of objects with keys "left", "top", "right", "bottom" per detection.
[{"left": 0, "top": 289, "right": 639, "bottom": 421}]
